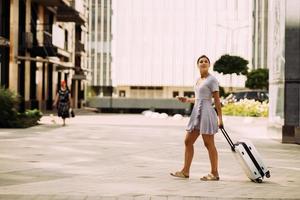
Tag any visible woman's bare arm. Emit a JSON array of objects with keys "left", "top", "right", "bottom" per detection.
[
  {"left": 53, "top": 93, "right": 59, "bottom": 107},
  {"left": 186, "top": 97, "right": 195, "bottom": 103},
  {"left": 212, "top": 91, "right": 223, "bottom": 127},
  {"left": 69, "top": 95, "right": 73, "bottom": 108}
]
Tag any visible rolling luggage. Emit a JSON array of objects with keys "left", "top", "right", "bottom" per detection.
[{"left": 220, "top": 127, "right": 271, "bottom": 183}]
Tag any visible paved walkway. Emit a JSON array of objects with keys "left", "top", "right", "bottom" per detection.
[{"left": 0, "top": 114, "right": 299, "bottom": 199}]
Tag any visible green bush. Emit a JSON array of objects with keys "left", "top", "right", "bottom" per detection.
[
  {"left": 246, "top": 68, "right": 269, "bottom": 90},
  {"left": 0, "top": 87, "right": 42, "bottom": 128},
  {"left": 16, "top": 109, "right": 43, "bottom": 128},
  {"left": 222, "top": 99, "right": 268, "bottom": 117},
  {"left": 0, "top": 87, "right": 19, "bottom": 127}
]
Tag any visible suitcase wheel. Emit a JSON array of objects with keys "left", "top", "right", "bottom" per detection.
[
  {"left": 265, "top": 171, "right": 271, "bottom": 178},
  {"left": 255, "top": 178, "right": 263, "bottom": 183},
  {"left": 251, "top": 178, "right": 263, "bottom": 183}
]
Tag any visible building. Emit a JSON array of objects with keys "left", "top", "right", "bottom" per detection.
[
  {"left": 281, "top": 0, "right": 300, "bottom": 143},
  {"left": 252, "top": 0, "right": 268, "bottom": 70},
  {"left": 111, "top": 0, "right": 252, "bottom": 97},
  {"left": 267, "top": 0, "right": 285, "bottom": 138},
  {"left": 87, "top": 0, "right": 252, "bottom": 113},
  {"left": 88, "top": 0, "right": 112, "bottom": 97},
  {"left": 0, "top": 0, "right": 89, "bottom": 111},
  {"left": 0, "top": 0, "right": 10, "bottom": 88},
  {"left": 254, "top": 0, "right": 300, "bottom": 144}
]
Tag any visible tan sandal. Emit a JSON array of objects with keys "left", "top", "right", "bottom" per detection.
[
  {"left": 170, "top": 171, "right": 189, "bottom": 178},
  {"left": 200, "top": 173, "right": 220, "bottom": 181}
]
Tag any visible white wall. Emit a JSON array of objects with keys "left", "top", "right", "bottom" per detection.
[{"left": 112, "top": 0, "right": 251, "bottom": 87}]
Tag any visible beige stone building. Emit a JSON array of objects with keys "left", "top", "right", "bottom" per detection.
[{"left": 0, "top": 0, "right": 89, "bottom": 111}]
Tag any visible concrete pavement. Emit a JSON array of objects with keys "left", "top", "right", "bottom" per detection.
[{"left": 0, "top": 113, "right": 299, "bottom": 199}]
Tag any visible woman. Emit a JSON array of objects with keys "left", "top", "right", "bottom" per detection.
[
  {"left": 53, "top": 80, "right": 72, "bottom": 126},
  {"left": 170, "top": 55, "right": 223, "bottom": 181}
]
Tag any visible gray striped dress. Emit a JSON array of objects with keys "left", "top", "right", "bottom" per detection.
[{"left": 186, "top": 74, "right": 219, "bottom": 135}]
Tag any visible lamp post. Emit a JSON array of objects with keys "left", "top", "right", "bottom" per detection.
[
  {"left": 217, "top": 23, "right": 249, "bottom": 54},
  {"left": 216, "top": 22, "right": 249, "bottom": 92},
  {"left": 215, "top": 0, "right": 249, "bottom": 91},
  {"left": 216, "top": 0, "right": 249, "bottom": 91}
]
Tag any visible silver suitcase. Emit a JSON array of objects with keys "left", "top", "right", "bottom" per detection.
[{"left": 220, "top": 127, "right": 271, "bottom": 183}]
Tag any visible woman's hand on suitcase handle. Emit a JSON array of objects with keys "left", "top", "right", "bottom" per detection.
[
  {"left": 176, "top": 96, "right": 188, "bottom": 103},
  {"left": 218, "top": 120, "right": 224, "bottom": 129}
]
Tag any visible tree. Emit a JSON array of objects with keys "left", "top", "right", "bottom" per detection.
[
  {"left": 213, "top": 54, "right": 249, "bottom": 91},
  {"left": 214, "top": 54, "right": 249, "bottom": 75},
  {"left": 246, "top": 68, "right": 269, "bottom": 90}
]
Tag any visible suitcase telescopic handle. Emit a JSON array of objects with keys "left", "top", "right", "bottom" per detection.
[{"left": 220, "top": 127, "right": 235, "bottom": 152}]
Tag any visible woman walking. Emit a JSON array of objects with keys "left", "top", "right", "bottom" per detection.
[
  {"left": 171, "top": 55, "right": 223, "bottom": 181},
  {"left": 53, "top": 80, "right": 72, "bottom": 126}
]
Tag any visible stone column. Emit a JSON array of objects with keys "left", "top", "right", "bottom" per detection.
[
  {"left": 24, "top": 0, "right": 31, "bottom": 109},
  {"left": 282, "top": 0, "right": 300, "bottom": 144},
  {"left": 267, "top": 0, "right": 285, "bottom": 139},
  {"left": 74, "top": 80, "right": 78, "bottom": 108},
  {"left": 8, "top": 0, "right": 19, "bottom": 92}
]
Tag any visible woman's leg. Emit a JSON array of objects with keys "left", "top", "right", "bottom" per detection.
[
  {"left": 181, "top": 131, "right": 200, "bottom": 175},
  {"left": 202, "top": 134, "right": 219, "bottom": 177},
  {"left": 62, "top": 118, "right": 66, "bottom": 126}
]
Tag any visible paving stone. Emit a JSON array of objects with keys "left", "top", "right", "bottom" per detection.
[{"left": 0, "top": 115, "right": 299, "bottom": 200}]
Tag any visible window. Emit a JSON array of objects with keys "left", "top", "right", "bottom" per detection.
[
  {"left": 119, "top": 90, "right": 126, "bottom": 97},
  {"left": 173, "top": 91, "right": 179, "bottom": 98},
  {"left": 64, "top": 30, "right": 68, "bottom": 51},
  {"left": 184, "top": 91, "right": 194, "bottom": 98}
]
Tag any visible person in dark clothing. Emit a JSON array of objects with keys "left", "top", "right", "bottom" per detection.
[{"left": 53, "top": 80, "right": 73, "bottom": 126}]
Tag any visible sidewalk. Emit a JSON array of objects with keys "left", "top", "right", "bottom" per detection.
[
  {"left": 0, "top": 114, "right": 299, "bottom": 200},
  {"left": 41, "top": 107, "right": 99, "bottom": 116}
]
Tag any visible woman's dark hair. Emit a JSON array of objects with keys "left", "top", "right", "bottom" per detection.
[{"left": 197, "top": 55, "right": 210, "bottom": 64}]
